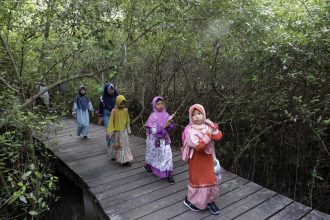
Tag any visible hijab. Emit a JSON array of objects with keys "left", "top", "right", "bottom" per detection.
[
  {"left": 189, "top": 104, "right": 206, "bottom": 130},
  {"left": 107, "top": 95, "right": 130, "bottom": 132},
  {"left": 146, "top": 96, "right": 169, "bottom": 131},
  {"left": 102, "top": 83, "right": 118, "bottom": 111},
  {"left": 75, "top": 86, "right": 90, "bottom": 110}
]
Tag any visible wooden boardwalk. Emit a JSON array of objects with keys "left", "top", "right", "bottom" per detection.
[{"left": 45, "top": 119, "right": 329, "bottom": 220}]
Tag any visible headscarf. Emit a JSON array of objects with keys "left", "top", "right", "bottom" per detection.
[
  {"left": 181, "top": 104, "right": 214, "bottom": 160},
  {"left": 102, "top": 83, "right": 118, "bottom": 111},
  {"left": 107, "top": 95, "right": 130, "bottom": 133},
  {"left": 146, "top": 96, "right": 169, "bottom": 131},
  {"left": 75, "top": 86, "right": 90, "bottom": 110},
  {"left": 188, "top": 104, "right": 206, "bottom": 130}
]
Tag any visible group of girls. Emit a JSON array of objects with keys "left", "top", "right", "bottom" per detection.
[{"left": 72, "top": 83, "right": 223, "bottom": 215}]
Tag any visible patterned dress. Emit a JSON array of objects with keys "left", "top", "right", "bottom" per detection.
[
  {"left": 107, "top": 129, "right": 133, "bottom": 163},
  {"left": 107, "top": 95, "right": 133, "bottom": 164},
  {"left": 145, "top": 122, "right": 174, "bottom": 178}
]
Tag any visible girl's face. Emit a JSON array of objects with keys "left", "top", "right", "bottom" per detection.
[
  {"left": 156, "top": 100, "right": 165, "bottom": 112},
  {"left": 192, "top": 109, "right": 204, "bottom": 125},
  {"left": 119, "top": 100, "right": 126, "bottom": 109},
  {"left": 80, "top": 88, "right": 86, "bottom": 95},
  {"left": 108, "top": 87, "right": 114, "bottom": 95}
]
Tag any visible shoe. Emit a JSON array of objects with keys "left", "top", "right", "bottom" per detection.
[
  {"left": 83, "top": 136, "right": 88, "bottom": 139},
  {"left": 144, "top": 166, "right": 152, "bottom": 174},
  {"left": 207, "top": 202, "right": 220, "bottom": 215},
  {"left": 168, "top": 176, "right": 175, "bottom": 184},
  {"left": 111, "top": 158, "right": 116, "bottom": 161},
  {"left": 184, "top": 197, "right": 200, "bottom": 211},
  {"left": 122, "top": 162, "right": 132, "bottom": 166}
]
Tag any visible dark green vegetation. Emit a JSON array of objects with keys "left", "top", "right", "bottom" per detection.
[{"left": 1, "top": 0, "right": 329, "bottom": 218}]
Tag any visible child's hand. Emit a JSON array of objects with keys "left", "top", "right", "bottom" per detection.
[
  {"left": 205, "top": 119, "right": 214, "bottom": 127},
  {"left": 128, "top": 130, "right": 132, "bottom": 135},
  {"left": 207, "top": 127, "right": 213, "bottom": 135},
  {"left": 168, "top": 112, "right": 176, "bottom": 121},
  {"left": 165, "top": 119, "right": 173, "bottom": 128},
  {"left": 72, "top": 112, "right": 76, "bottom": 118}
]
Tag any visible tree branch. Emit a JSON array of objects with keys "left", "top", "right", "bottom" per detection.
[
  {"left": 0, "top": 32, "right": 21, "bottom": 83},
  {"left": 231, "top": 120, "right": 289, "bottom": 168},
  {"left": 0, "top": 66, "right": 114, "bottom": 130},
  {"left": 127, "top": 22, "right": 162, "bottom": 46},
  {"left": 0, "top": 77, "right": 19, "bottom": 92}
]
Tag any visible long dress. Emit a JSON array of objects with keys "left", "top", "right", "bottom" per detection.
[
  {"left": 145, "top": 122, "right": 174, "bottom": 178},
  {"left": 72, "top": 101, "right": 93, "bottom": 137},
  {"left": 108, "top": 129, "right": 133, "bottom": 163},
  {"left": 107, "top": 101, "right": 133, "bottom": 164},
  {"left": 186, "top": 124, "right": 223, "bottom": 209}
]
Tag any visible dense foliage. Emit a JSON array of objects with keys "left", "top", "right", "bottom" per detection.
[{"left": 1, "top": 0, "right": 329, "bottom": 218}]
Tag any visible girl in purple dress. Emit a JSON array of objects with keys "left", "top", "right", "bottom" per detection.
[{"left": 144, "top": 96, "right": 175, "bottom": 184}]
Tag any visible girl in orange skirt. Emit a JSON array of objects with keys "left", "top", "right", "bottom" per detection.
[{"left": 182, "top": 104, "right": 223, "bottom": 215}]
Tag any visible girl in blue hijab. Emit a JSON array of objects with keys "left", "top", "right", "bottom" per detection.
[
  {"left": 100, "top": 83, "right": 118, "bottom": 128},
  {"left": 72, "top": 86, "right": 94, "bottom": 139},
  {"left": 99, "top": 83, "right": 118, "bottom": 142}
]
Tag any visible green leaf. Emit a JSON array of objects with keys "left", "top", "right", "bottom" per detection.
[
  {"left": 22, "top": 171, "right": 32, "bottom": 180},
  {"left": 34, "top": 171, "right": 42, "bottom": 179},
  {"left": 19, "top": 195, "right": 28, "bottom": 204},
  {"left": 109, "top": 71, "right": 118, "bottom": 78},
  {"left": 29, "top": 164, "right": 35, "bottom": 170},
  {"left": 10, "top": 191, "right": 20, "bottom": 204},
  {"left": 311, "top": 169, "right": 324, "bottom": 181},
  {"left": 29, "top": 211, "right": 38, "bottom": 216}
]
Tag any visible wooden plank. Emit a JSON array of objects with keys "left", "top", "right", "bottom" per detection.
[
  {"left": 92, "top": 159, "right": 186, "bottom": 198},
  {"left": 52, "top": 136, "right": 145, "bottom": 150},
  {"left": 86, "top": 159, "right": 186, "bottom": 187},
  {"left": 52, "top": 127, "right": 104, "bottom": 137},
  {"left": 233, "top": 194, "right": 293, "bottom": 220},
  {"left": 82, "top": 150, "right": 173, "bottom": 186},
  {"left": 112, "top": 189, "right": 188, "bottom": 220},
  {"left": 103, "top": 174, "right": 189, "bottom": 217},
  {"left": 56, "top": 140, "right": 145, "bottom": 161},
  {"left": 172, "top": 181, "right": 263, "bottom": 220},
  {"left": 106, "top": 172, "right": 237, "bottom": 216},
  {"left": 75, "top": 154, "right": 149, "bottom": 178},
  {"left": 90, "top": 162, "right": 187, "bottom": 195},
  {"left": 268, "top": 201, "right": 312, "bottom": 220},
  {"left": 60, "top": 149, "right": 106, "bottom": 163},
  {"left": 133, "top": 181, "right": 247, "bottom": 220},
  {"left": 60, "top": 144, "right": 145, "bottom": 165},
  {"left": 53, "top": 136, "right": 145, "bottom": 156},
  {"left": 99, "top": 165, "right": 202, "bottom": 208},
  {"left": 203, "top": 188, "right": 277, "bottom": 220},
  {"left": 134, "top": 176, "right": 247, "bottom": 220},
  {"left": 78, "top": 152, "right": 180, "bottom": 179},
  {"left": 301, "top": 210, "right": 330, "bottom": 220},
  {"left": 83, "top": 154, "right": 167, "bottom": 186},
  {"left": 96, "top": 167, "right": 187, "bottom": 200}
]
